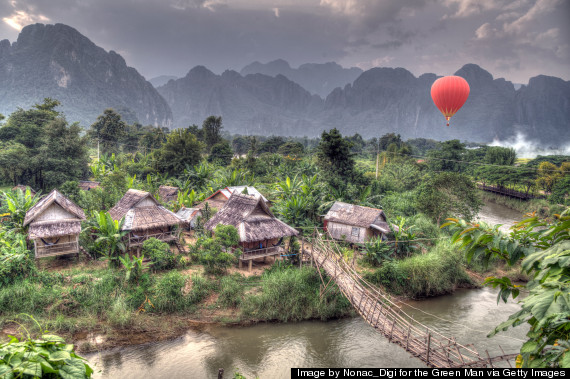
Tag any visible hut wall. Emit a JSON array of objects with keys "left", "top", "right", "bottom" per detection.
[
  {"left": 34, "top": 233, "right": 79, "bottom": 258},
  {"left": 136, "top": 198, "right": 157, "bottom": 207},
  {"left": 327, "top": 221, "right": 366, "bottom": 244},
  {"left": 241, "top": 238, "right": 279, "bottom": 251},
  {"left": 35, "top": 203, "right": 74, "bottom": 222},
  {"left": 364, "top": 228, "right": 383, "bottom": 241}
]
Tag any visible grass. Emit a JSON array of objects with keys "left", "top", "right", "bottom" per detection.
[
  {"left": 364, "top": 240, "right": 473, "bottom": 298},
  {"left": 241, "top": 266, "right": 354, "bottom": 321},
  {"left": 0, "top": 263, "right": 354, "bottom": 346}
]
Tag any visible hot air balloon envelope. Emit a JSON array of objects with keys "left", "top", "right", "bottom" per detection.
[{"left": 430, "top": 76, "right": 470, "bottom": 126}]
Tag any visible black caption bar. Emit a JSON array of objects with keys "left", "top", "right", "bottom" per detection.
[{"left": 291, "top": 368, "right": 569, "bottom": 379}]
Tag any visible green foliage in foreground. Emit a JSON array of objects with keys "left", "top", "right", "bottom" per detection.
[
  {"left": 445, "top": 211, "right": 570, "bottom": 368},
  {"left": 0, "top": 319, "right": 92, "bottom": 378},
  {"left": 364, "top": 241, "right": 472, "bottom": 298}
]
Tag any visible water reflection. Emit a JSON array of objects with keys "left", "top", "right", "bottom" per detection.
[{"left": 86, "top": 288, "right": 525, "bottom": 378}]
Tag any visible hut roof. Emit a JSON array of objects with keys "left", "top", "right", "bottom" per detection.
[
  {"left": 109, "top": 189, "right": 183, "bottom": 232},
  {"left": 324, "top": 202, "right": 389, "bottom": 231},
  {"left": 176, "top": 207, "right": 200, "bottom": 221},
  {"left": 197, "top": 186, "right": 268, "bottom": 211},
  {"left": 78, "top": 181, "right": 101, "bottom": 191},
  {"left": 122, "top": 206, "right": 183, "bottom": 232},
  {"left": 12, "top": 185, "right": 36, "bottom": 196},
  {"left": 29, "top": 219, "right": 82, "bottom": 239},
  {"left": 204, "top": 193, "right": 298, "bottom": 243},
  {"left": 108, "top": 189, "right": 157, "bottom": 220},
  {"left": 24, "top": 189, "right": 86, "bottom": 227},
  {"left": 159, "top": 185, "right": 179, "bottom": 201}
]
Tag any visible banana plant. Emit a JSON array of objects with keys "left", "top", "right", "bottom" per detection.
[
  {"left": 90, "top": 211, "right": 127, "bottom": 266},
  {"left": 1, "top": 189, "right": 40, "bottom": 233},
  {"left": 118, "top": 253, "right": 144, "bottom": 282}
]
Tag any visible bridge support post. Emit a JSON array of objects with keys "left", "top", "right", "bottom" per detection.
[{"left": 426, "top": 332, "right": 431, "bottom": 365}]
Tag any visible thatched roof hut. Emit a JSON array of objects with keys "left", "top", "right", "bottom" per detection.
[
  {"left": 12, "top": 184, "right": 36, "bottom": 196},
  {"left": 24, "top": 189, "right": 86, "bottom": 258},
  {"left": 109, "top": 189, "right": 183, "bottom": 247},
  {"left": 324, "top": 202, "right": 395, "bottom": 244},
  {"left": 78, "top": 181, "right": 101, "bottom": 191},
  {"left": 158, "top": 185, "right": 179, "bottom": 203},
  {"left": 205, "top": 192, "right": 297, "bottom": 243},
  {"left": 197, "top": 186, "right": 269, "bottom": 211}
]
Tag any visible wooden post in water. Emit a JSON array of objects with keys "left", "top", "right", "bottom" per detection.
[{"left": 426, "top": 331, "right": 431, "bottom": 365}]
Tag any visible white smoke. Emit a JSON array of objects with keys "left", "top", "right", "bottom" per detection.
[{"left": 489, "top": 132, "right": 570, "bottom": 159}]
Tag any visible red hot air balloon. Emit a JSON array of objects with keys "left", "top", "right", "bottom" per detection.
[{"left": 430, "top": 76, "right": 470, "bottom": 126}]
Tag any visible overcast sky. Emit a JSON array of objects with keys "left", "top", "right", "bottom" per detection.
[{"left": 1, "top": 0, "right": 568, "bottom": 84}]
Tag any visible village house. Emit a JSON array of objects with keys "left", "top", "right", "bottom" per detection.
[
  {"left": 24, "top": 189, "right": 86, "bottom": 258},
  {"left": 158, "top": 185, "right": 179, "bottom": 203},
  {"left": 109, "top": 189, "right": 183, "bottom": 252},
  {"left": 324, "top": 202, "right": 395, "bottom": 244},
  {"left": 175, "top": 207, "right": 200, "bottom": 230},
  {"left": 188, "top": 186, "right": 270, "bottom": 229},
  {"left": 204, "top": 192, "right": 298, "bottom": 271}
]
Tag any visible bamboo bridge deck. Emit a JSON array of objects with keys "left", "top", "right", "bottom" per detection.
[
  {"left": 477, "top": 184, "right": 543, "bottom": 200},
  {"left": 302, "top": 232, "right": 518, "bottom": 368}
]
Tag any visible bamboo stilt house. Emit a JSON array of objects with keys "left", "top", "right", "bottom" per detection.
[
  {"left": 204, "top": 193, "right": 298, "bottom": 270},
  {"left": 109, "top": 189, "right": 183, "bottom": 249},
  {"left": 324, "top": 202, "right": 396, "bottom": 244},
  {"left": 24, "top": 189, "right": 86, "bottom": 258},
  {"left": 158, "top": 185, "right": 179, "bottom": 203}
]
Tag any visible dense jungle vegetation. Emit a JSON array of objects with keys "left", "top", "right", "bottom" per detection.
[{"left": 0, "top": 99, "right": 568, "bottom": 369}]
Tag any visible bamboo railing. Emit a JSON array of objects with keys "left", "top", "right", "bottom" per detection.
[{"left": 303, "top": 230, "right": 518, "bottom": 368}]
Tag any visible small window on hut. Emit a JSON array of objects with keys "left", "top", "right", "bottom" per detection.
[{"left": 351, "top": 227, "right": 359, "bottom": 237}]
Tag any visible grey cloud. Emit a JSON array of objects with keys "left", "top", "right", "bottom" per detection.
[{"left": 0, "top": 0, "right": 567, "bottom": 84}]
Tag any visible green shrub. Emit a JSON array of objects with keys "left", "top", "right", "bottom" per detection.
[
  {"left": 241, "top": 266, "right": 352, "bottom": 321},
  {"left": 217, "top": 275, "right": 244, "bottom": 308},
  {"left": 142, "top": 238, "right": 178, "bottom": 271},
  {"left": 107, "top": 296, "right": 133, "bottom": 327},
  {"left": 152, "top": 271, "right": 186, "bottom": 312},
  {"left": 187, "top": 274, "right": 212, "bottom": 305},
  {"left": 410, "top": 213, "right": 441, "bottom": 240},
  {"left": 365, "top": 241, "right": 472, "bottom": 298},
  {"left": 0, "top": 230, "right": 36, "bottom": 286},
  {"left": 199, "top": 238, "right": 236, "bottom": 275}
]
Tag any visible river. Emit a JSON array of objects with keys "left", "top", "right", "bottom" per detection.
[{"left": 86, "top": 200, "right": 526, "bottom": 378}]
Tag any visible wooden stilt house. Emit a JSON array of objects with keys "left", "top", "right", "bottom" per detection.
[
  {"left": 109, "top": 189, "right": 183, "bottom": 250},
  {"left": 324, "top": 202, "right": 396, "bottom": 244},
  {"left": 204, "top": 193, "right": 298, "bottom": 271},
  {"left": 24, "top": 189, "right": 86, "bottom": 258}
]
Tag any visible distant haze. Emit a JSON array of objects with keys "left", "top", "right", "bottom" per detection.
[{"left": 490, "top": 132, "right": 570, "bottom": 159}]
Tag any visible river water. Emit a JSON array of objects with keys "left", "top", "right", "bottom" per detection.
[{"left": 86, "top": 200, "right": 527, "bottom": 378}]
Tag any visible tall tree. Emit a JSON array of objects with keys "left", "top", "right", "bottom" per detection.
[
  {"left": 155, "top": 129, "right": 203, "bottom": 175},
  {"left": 39, "top": 120, "right": 89, "bottom": 189},
  {"left": 316, "top": 128, "right": 357, "bottom": 187},
  {"left": 202, "top": 116, "right": 223, "bottom": 151},
  {"left": 90, "top": 109, "right": 127, "bottom": 154},
  {"left": 427, "top": 139, "right": 467, "bottom": 172},
  {"left": 416, "top": 172, "right": 482, "bottom": 226}
]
